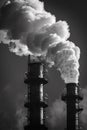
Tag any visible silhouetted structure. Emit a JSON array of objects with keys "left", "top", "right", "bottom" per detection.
[
  {"left": 62, "top": 83, "right": 83, "bottom": 130},
  {"left": 24, "top": 56, "right": 48, "bottom": 130}
]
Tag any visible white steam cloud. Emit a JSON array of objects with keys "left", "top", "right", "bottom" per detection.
[
  {"left": 46, "top": 40, "right": 80, "bottom": 83},
  {"left": 0, "top": 0, "right": 80, "bottom": 83}
]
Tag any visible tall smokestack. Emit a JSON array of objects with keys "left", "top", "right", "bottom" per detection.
[
  {"left": 24, "top": 55, "right": 48, "bottom": 130},
  {"left": 62, "top": 83, "right": 83, "bottom": 130}
]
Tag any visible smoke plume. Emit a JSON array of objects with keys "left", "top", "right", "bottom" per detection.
[
  {"left": 46, "top": 40, "right": 80, "bottom": 83},
  {"left": 0, "top": 0, "right": 80, "bottom": 83}
]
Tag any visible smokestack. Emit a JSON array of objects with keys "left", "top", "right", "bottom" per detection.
[
  {"left": 62, "top": 83, "right": 83, "bottom": 130},
  {"left": 24, "top": 55, "right": 48, "bottom": 130}
]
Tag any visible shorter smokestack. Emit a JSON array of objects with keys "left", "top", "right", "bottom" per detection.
[{"left": 62, "top": 83, "right": 83, "bottom": 130}]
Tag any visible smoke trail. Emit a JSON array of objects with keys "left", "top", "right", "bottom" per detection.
[
  {"left": 48, "top": 99, "right": 66, "bottom": 128},
  {"left": 0, "top": 0, "right": 80, "bottom": 83},
  {"left": 16, "top": 107, "right": 26, "bottom": 130}
]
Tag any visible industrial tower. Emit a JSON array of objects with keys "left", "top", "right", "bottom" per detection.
[
  {"left": 62, "top": 83, "right": 83, "bottom": 130},
  {"left": 24, "top": 56, "right": 48, "bottom": 130}
]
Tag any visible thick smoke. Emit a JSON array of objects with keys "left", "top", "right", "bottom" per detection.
[
  {"left": 46, "top": 40, "right": 80, "bottom": 83},
  {"left": 0, "top": 0, "right": 80, "bottom": 83}
]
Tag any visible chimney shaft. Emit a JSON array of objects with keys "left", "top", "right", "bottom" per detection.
[
  {"left": 62, "top": 83, "right": 83, "bottom": 130},
  {"left": 24, "top": 55, "right": 48, "bottom": 130}
]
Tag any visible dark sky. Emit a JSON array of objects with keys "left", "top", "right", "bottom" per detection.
[{"left": 0, "top": 0, "right": 87, "bottom": 130}]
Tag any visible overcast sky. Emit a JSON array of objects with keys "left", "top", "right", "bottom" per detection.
[{"left": 0, "top": 0, "right": 87, "bottom": 130}]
